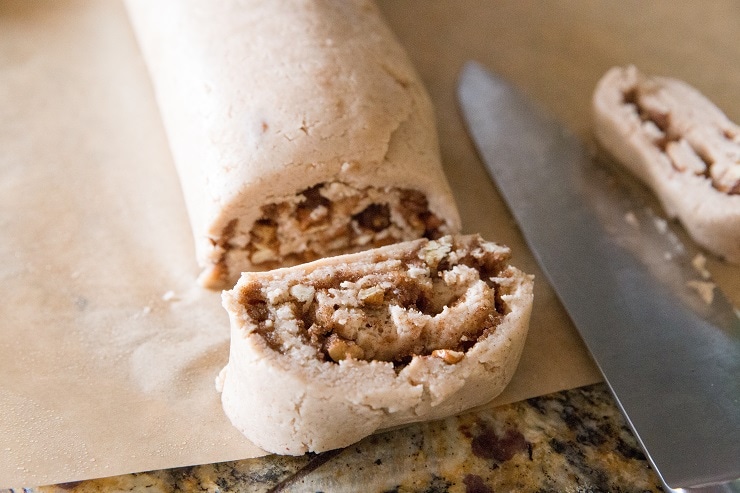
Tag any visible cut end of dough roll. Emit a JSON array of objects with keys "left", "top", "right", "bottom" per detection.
[
  {"left": 199, "top": 182, "right": 458, "bottom": 290},
  {"left": 217, "top": 234, "right": 534, "bottom": 455}
]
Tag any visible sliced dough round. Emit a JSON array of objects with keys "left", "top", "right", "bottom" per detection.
[
  {"left": 593, "top": 65, "right": 740, "bottom": 263},
  {"left": 125, "top": 0, "right": 461, "bottom": 288},
  {"left": 216, "top": 234, "right": 534, "bottom": 454}
]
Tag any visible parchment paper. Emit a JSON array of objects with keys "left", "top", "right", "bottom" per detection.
[{"left": 1, "top": 0, "right": 738, "bottom": 488}]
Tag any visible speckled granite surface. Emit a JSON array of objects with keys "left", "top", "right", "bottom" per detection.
[{"left": 19, "top": 383, "right": 662, "bottom": 493}]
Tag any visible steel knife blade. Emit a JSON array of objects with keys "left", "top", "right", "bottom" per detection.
[{"left": 457, "top": 61, "right": 740, "bottom": 492}]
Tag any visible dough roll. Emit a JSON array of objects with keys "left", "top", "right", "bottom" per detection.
[
  {"left": 125, "top": 0, "right": 462, "bottom": 289},
  {"left": 593, "top": 66, "right": 740, "bottom": 263},
  {"left": 216, "top": 235, "right": 534, "bottom": 454}
]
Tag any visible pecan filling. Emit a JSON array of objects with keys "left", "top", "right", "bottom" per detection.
[
  {"left": 237, "top": 237, "right": 513, "bottom": 367},
  {"left": 245, "top": 182, "right": 448, "bottom": 268},
  {"left": 622, "top": 85, "right": 740, "bottom": 194}
]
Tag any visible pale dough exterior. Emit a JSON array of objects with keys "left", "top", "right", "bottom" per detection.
[
  {"left": 125, "top": 0, "right": 461, "bottom": 288},
  {"left": 593, "top": 66, "right": 740, "bottom": 263},
  {"left": 217, "top": 235, "right": 534, "bottom": 455}
]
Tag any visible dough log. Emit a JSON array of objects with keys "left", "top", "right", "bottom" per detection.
[
  {"left": 593, "top": 66, "right": 740, "bottom": 263},
  {"left": 125, "top": 0, "right": 461, "bottom": 288},
  {"left": 216, "top": 234, "right": 534, "bottom": 454}
]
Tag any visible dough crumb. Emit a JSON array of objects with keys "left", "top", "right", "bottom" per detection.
[
  {"left": 624, "top": 211, "right": 639, "bottom": 228},
  {"left": 691, "top": 253, "right": 711, "bottom": 279},
  {"left": 162, "top": 290, "right": 178, "bottom": 302},
  {"left": 686, "top": 280, "right": 715, "bottom": 305}
]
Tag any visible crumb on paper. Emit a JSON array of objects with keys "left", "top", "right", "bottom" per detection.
[
  {"left": 691, "top": 253, "right": 711, "bottom": 279},
  {"left": 624, "top": 211, "right": 639, "bottom": 228},
  {"left": 686, "top": 280, "right": 716, "bottom": 305},
  {"left": 691, "top": 253, "right": 706, "bottom": 270},
  {"left": 653, "top": 216, "right": 668, "bottom": 234},
  {"left": 162, "top": 290, "right": 178, "bottom": 302}
]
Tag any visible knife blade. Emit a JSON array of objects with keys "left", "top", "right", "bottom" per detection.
[{"left": 457, "top": 61, "right": 740, "bottom": 493}]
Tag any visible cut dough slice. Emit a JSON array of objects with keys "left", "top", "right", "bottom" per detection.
[
  {"left": 125, "top": 0, "right": 461, "bottom": 288},
  {"left": 216, "top": 234, "right": 534, "bottom": 455},
  {"left": 593, "top": 65, "right": 740, "bottom": 263}
]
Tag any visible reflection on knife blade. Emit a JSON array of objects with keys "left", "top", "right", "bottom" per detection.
[{"left": 585, "top": 152, "right": 740, "bottom": 335}]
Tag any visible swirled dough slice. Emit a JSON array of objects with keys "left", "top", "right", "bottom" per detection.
[
  {"left": 593, "top": 65, "right": 740, "bottom": 263},
  {"left": 125, "top": 0, "right": 461, "bottom": 289},
  {"left": 216, "top": 234, "right": 534, "bottom": 455}
]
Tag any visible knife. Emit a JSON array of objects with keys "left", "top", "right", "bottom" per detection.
[{"left": 457, "top": 61, "right": 740, "bottom": 493}]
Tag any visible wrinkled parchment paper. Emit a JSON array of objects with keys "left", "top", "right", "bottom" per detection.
[{"left": 2, "top": 0, "right": 738, "bottom": 488}]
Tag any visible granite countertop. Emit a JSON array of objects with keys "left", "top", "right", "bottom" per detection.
[{"left": 23, "top": 383, "right": 662, "bottom": 493}]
